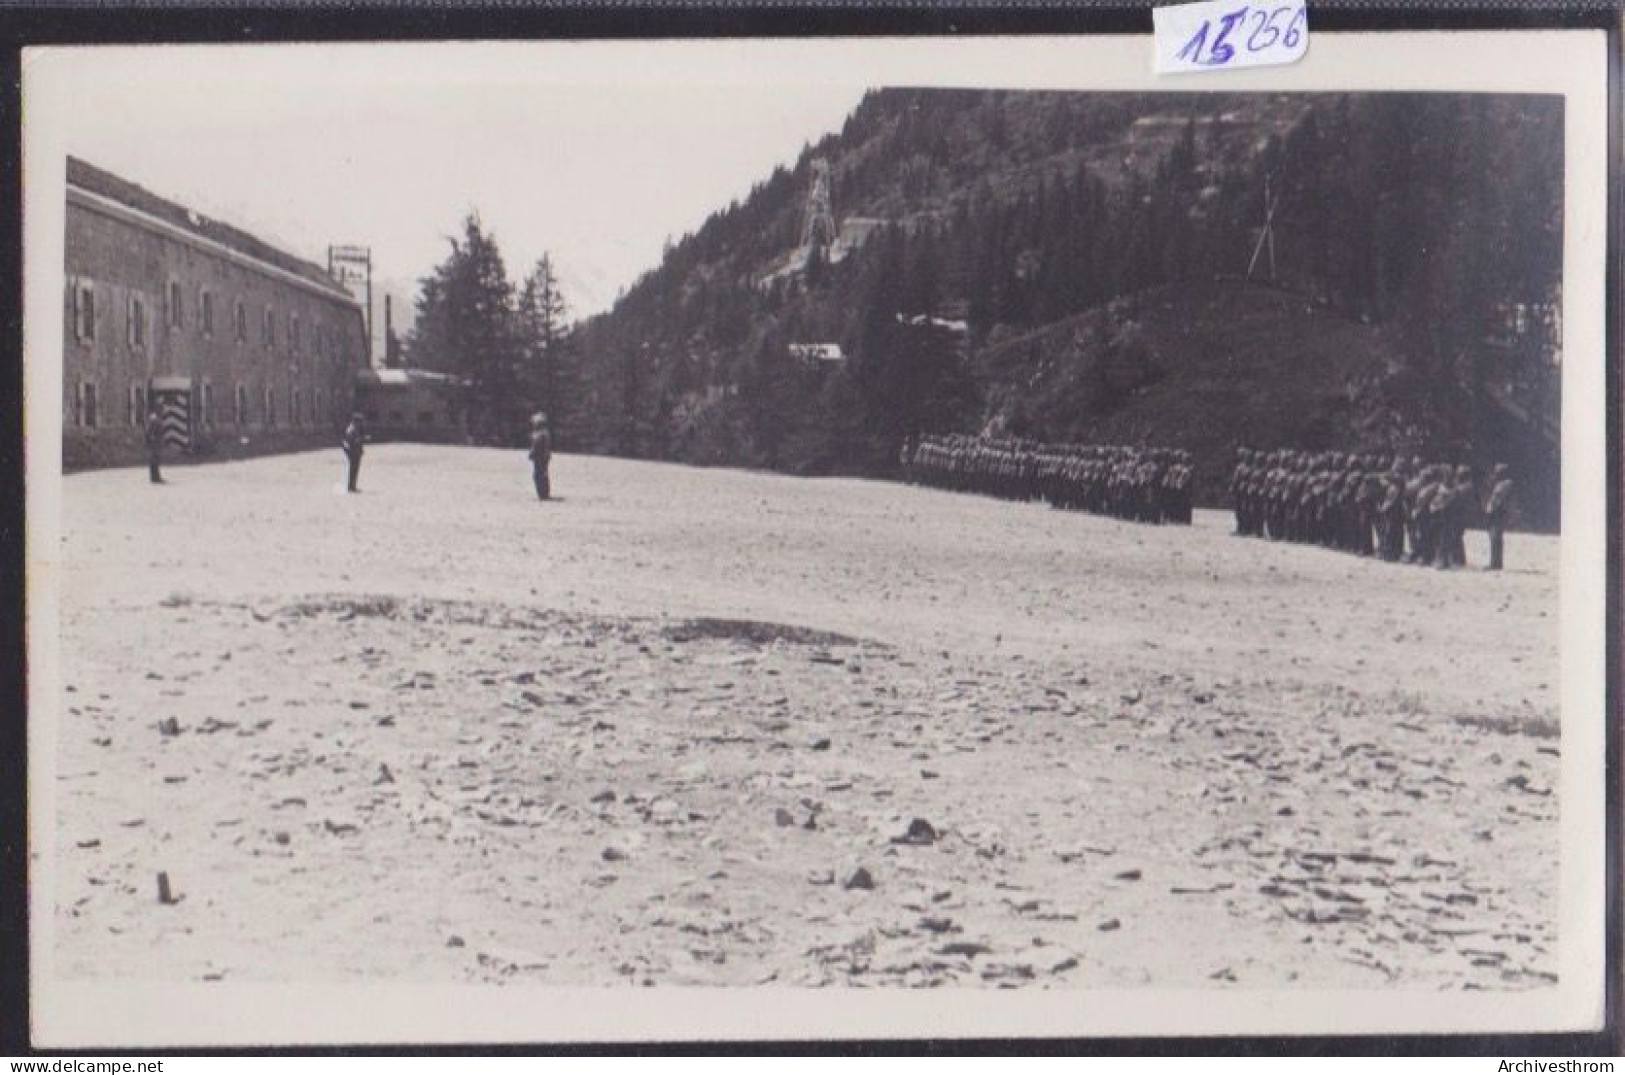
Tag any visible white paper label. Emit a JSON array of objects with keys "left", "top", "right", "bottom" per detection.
[{"left": 1153, "top": 0, "right": 1309, "bottom": 74}]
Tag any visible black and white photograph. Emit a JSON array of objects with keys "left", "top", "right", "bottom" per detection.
[{"left": 22, "top": 33, "right": 1610, "bottom": 1046}]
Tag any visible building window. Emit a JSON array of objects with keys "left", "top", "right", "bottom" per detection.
[
  {"left": 201, "top": 291, "right": 215, "bottom": 338},
  {"left": 78, "top": 381, "right": 98, "bottom": 429},
  {"left": 127, "top": 384, "right": 147, "bottom": 428},
  {"left": 235, "top": 384, "right": 248, "bottom": 427},
  {"left": 263, "top": 307, "right": 276, "bottom": 349},
  {"left": 167, "top": 281, "right": 183, "bottom": 329},
  {"left": 264, "top": 386, "right": 276, "bottom": 428},
  {"left": 126, "top": 295, "right": 147, "bottom": 351},
  {"left": 200, "top": 380, "right": 214, "bottom": 430},
  {"left": 71, "top": 282, "right": 96, "bottom": 342},
  {"left": 289, "top": 386, "right": 300, "bottom": 427},
  {"left": 291, "top": 315, "right": 301, "bottom": 355},
  {"left": 235, "top": 301, "right": 247, "bottom": 344}
]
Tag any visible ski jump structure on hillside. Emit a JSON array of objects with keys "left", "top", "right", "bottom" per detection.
[
  {"left": 758, "top": 157, "right": 886, "bottom": 289},
  {"left": 1246, "top": 173, "right": 1281, "bottom": 284}
]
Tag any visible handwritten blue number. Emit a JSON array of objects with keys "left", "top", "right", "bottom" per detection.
[
  {"left": 1177, "top": 5, "right": 1282, "bottom": 67},
  {"left": 1207, "top": 7, "right": 1248, "bottom": 65},
  {"left": 1248, "top": 7, "right": 1287, "bottom": 51},
  {"left": 1281, "top": 6, "right": 1306, "bottom": 48},
  {"left": 1175, "top": 21, "right": 1210, "bottom": 65}
]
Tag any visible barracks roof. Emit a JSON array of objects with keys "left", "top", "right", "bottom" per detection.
[{"left": 66, "top": 156, "right": 353, "bottom": 301}]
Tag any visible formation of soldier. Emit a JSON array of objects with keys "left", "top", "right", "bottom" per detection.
[
  {"left": 902, "top": 434, "right": 1196, "bottom": 526},
  {"left": 1228, "top": 449, "right": 1516, "bottom": 570},
  {"left": 137, "top": 416, "right": 1523, "bottom": 572}
]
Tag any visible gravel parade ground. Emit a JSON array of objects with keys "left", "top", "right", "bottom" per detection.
[{"left": 49, "top": 445, "right": 1560, "bottom": 989}]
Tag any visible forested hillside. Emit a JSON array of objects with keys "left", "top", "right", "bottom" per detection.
[{"left": 551, "top": 90, "right": 1563, "bottom": 523}]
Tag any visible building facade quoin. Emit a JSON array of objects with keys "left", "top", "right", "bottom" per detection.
[{"left": 63, "top": 157, "right": 369, "bottom": 470}]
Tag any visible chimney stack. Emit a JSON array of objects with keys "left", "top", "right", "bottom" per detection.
[{"left": 384, "top": 294, "right": 397, "bottom": 369}]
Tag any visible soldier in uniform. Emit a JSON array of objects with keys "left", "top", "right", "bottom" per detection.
[
  {"left": 898, "top": 435, "right": 916, "bottom": 482},
  {"left": 1296, "top": 463, "right": 1319, "bottom": 545},
  {"left": 1483, "top": 463, "right": 1514, "bottom": 570},
  {"left": 1354, "top": 467, "right": 1381, "bottom": 556},
  {"left": 1229, "top": 450, "right": 1248, "bottom": 535},
  {"left": 1018, "top": 442, "right": 1039, "bottom": 503},
  {"left": 1426, "top": 468, "right": 1459, "bottom": 569},
  {"left": 1444, "top": 465, "right": 1474, "bottom": 568},
  {"left": 1376, "top": 472, "right": 1407, "bottom": 562},
  {"left": 528, "top": 411, "right": 553, "bottom": 501},
  {"left": 342, "top": 413, "right": 366, "bottom": 494},
  {"left": 1427, "top": 470, "right": 1453, "bottom": 568},
  {"left": 1242, "top": 452, "right": 1265, "bottom": 537},
  {"left": 1263, "top": 458, "right": 1284, "bottom": 540},
  {"left": 1405, "top": 460, "right": 1431, "bottom": 564},
  {"left": 144, "top": 407, "right": 164, "bottom": 484},
  {"left": 1173, "top": 451, "right": 1194, "bottom": 525}
]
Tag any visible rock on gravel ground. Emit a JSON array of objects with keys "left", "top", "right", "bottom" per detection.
[{"left": 49, "top": 446, "right": 1559, "bottom": 988}]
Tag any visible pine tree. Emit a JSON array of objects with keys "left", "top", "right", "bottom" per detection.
[
  {"left": 407, "top": 214, "right": 525, "bottom": 445},
  {"left": 517, "top": 254, "right": 571, "bottom": 435}
]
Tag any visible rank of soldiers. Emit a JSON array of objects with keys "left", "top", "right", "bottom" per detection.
[
  {"left": 1229, "top": 449, "right": 1515, "bottom": 570},
  {"left": 901, "top": 434, "right": 1196, "bottom": 526}
]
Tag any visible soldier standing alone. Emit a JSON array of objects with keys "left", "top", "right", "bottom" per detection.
[
  {"left": 528, "top": 412, "right": 553, "bottom": 501},
  {"left": 1483, "top": 463, "right": 1515, "bottom": 571},
  {"left": 144, "top": 408, "right": 164, "bottom": 484},
  {"left": 342, "top": 413, "right": 365, "bottom": 494}
]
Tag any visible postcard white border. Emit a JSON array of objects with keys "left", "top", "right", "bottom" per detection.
[{"left": 24, "top": 30, "right": 1610, "bottom": 1047}]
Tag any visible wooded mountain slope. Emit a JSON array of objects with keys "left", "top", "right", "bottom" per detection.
[{"left": 557, "top": 89, "right": 1562, "bottom": 524}]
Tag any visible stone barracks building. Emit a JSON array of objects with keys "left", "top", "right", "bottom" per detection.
[{"left": 63, "top": 157, "right": 369, "bottom": 469}]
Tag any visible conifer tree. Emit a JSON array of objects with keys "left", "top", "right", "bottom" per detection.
[
  {"left": 518, "top": 254, "right": 572, "bottom": 437},
  {"left": 408, "top": 214, "right": 525, "bottom": 445}
]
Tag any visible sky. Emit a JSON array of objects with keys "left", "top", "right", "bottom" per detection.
[{"left": 36, "top": 43, "right": 869, "bottom": 326}]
